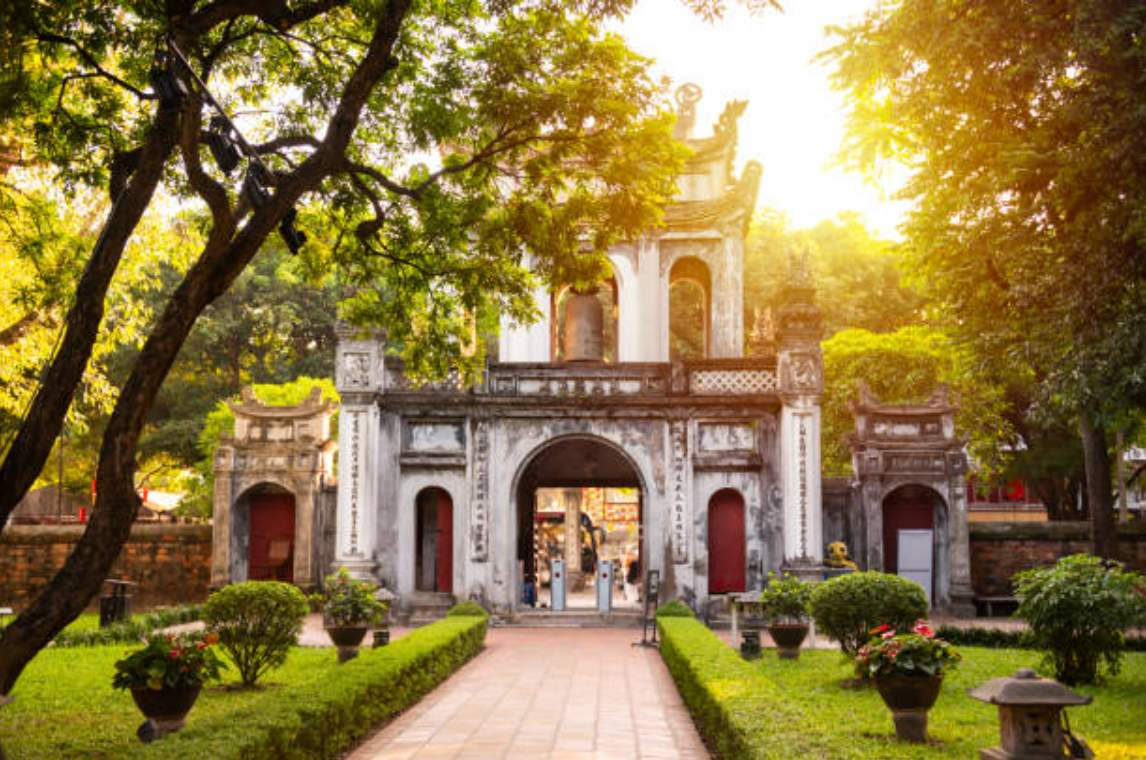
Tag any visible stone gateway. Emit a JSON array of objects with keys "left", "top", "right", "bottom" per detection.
[{"left": 331, "top": 88, "right": 831, "bottom": 620}]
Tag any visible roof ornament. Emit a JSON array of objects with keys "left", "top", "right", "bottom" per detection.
[{"left": 673, "top": 83, "right": 703, "bottom": 140}]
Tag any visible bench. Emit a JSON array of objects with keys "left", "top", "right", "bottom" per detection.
[{"left": 975, "top": 596, "right": 1019, "bottom": 617}]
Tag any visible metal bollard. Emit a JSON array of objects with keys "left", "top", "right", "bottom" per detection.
[
  {"left": 597, "top": 560, "right": 613, "bottom": 612},
  {"left": 551, "top": 559, "right": 566, "bottom": 611}
]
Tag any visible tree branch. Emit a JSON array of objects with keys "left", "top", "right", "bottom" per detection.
[{"left": 36, "top": 31, "right": 155, "bottom": 100}]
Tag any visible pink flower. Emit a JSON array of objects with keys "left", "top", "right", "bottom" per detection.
[
  {"left": 881, "top": 629, "right": 896, "bottom": 640},
  {"left": 913, "top": 620, "right": 933, "bottom": 637}
]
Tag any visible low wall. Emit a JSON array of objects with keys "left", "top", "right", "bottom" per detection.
[
  {"left": 0, "top": 524, "right": 212, "bottom": 611},
  {"left": 969, "top": 521, "right": 1146, "bottom": 597}
]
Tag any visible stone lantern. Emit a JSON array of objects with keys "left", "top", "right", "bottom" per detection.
[{"left": 968, "top": 668, "right": 1093, "bottom": 759}]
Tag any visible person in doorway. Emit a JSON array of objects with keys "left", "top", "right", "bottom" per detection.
[{"left": 625, "top": 556, "right": 641, "bottom": 603}]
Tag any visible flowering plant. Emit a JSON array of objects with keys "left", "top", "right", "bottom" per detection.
[
  {"left": 310, "top": 567, "right": 388, "bottom": 627},
  {"left": 853, "top": 620, "right": 960, "bottom": 679},
  {"left": 112, "top": 632, "right": 226, "bottom": 691}
]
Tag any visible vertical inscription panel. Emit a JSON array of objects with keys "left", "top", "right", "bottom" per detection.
[
  {"left": 470, "top": 422, "right": 489, "bottom": 561},
  {"left": 671, "top": 421, "right": 689, "bottom": 564}
]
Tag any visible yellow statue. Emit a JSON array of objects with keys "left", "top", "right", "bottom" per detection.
[{"left": 825, "top": 541, "right": 858, "bottom": 570}]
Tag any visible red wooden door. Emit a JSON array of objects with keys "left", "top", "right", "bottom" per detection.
[
  {"left": 708, "top": 489, "right": 746, "bottom": 594},
  {"left": 435, "top": 491, "right": 453, "bottom": 593},
  {"left": 882, "top": 488, "right": 934, "bottom": 574},
  {"left": 249, "top": 492, "right": 295, "bottom": 582}
]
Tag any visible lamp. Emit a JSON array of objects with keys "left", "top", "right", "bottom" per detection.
[
  {"left": 242, "top": 163, "right": 272, "bottom": 208},
  {"left": 206, "top": 116, "right": 242, "bottom": 175},
  {"left": 278, "top": 208, "right": 307, "bottom": 254}
]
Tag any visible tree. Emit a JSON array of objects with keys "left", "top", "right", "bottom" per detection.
[
  {"left": 743, "top": 210, "right": 921, "bottom": 342},
  {"left": 824, "top": 0, "right": 1146, "bottom": 556},
  {"left": 821, "top": 327, "right": 1010, "bottom": 476},
  {"left": 0, "top": 0, "right": 686, "bottom": 697}
]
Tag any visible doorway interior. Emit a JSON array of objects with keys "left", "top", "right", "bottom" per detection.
[
  {"left": 515, "top": 438, "right": 644, "bottom": 611},
  {"left": 415, "top": 487, "right": 453, "bottom": 593}
]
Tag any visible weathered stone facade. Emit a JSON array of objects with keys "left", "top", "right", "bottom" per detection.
[
  {"left": 334, "top": 88, "right": 828, "bottom": 616},
  {"left": 847, "top": 384, "right": 975, "bottom": 615},
  {"left": 211, "top": 387, "right": 337, "bottom": 588}
]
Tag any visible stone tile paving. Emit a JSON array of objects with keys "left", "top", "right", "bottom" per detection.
[{"left": 345, "top": 628, "right": 710, "bottom": 760}]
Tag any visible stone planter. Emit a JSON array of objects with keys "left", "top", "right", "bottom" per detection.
[
  {"left": 130, "top": 685, "right": 201, "bottom": 741},
  {"left": 325, "top": 625, "right": 370, "bottom": 663},
  {"left": 874, "top": 675, "right": 943, "bottom": 743},
  {"left": 767, "top": 622, "right": 809, "bottom": 660}
]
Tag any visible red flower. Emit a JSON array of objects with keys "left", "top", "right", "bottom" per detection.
[
  {"left": 197, "top": 642, "right": 207, "bottom": 650},
  {"left": 913, "top": 620, "right": 934, "bottom": 637},
  {"left": 871, "top": 624, "right": 891, "bottom": 634},
  {"left": 169, "top": 649, "right": 180, "bottom": 658}
]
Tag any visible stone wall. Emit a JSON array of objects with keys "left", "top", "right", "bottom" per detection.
[
  {"left": 969, "top": 521, "right": 1146, "bottom": 597},
  {"left": 0, "top": 524, "right": 212, "bottom": 611}
]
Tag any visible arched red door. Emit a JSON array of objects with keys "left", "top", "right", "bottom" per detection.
[
  {"left": 882, "top": 487, "right": 935, "bottom": 575},
  {"left": 416, "top": 488, "right": 453, "bottom": 593},
  {"left": 708, "top": 489, "right": 746, "bottom": 594},
  {"left": 249, "top": 491, "right": 295, "bottom": 582}
]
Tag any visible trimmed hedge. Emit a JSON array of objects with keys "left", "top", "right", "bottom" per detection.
[
  {"left": 936, "top": 625, "right": 1146, "bottom": 652},
  {"left": 658, "top": 616, "right": 860, "bottom": 760},
  {"left": 655, "top": 600, "right": 695, "bottom": 618},
  {"left": 446, "top": 600, "right": 489, "bottom": 617},
  {"left": 126, "top": 614, "right": 487, "bottom": 759},
  {"left": 53, "top": 605, "right": 202, "bottom": 647}
]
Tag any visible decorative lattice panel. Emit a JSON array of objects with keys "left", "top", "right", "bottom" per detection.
[
  {"left": 386, "top": 368, "right": 464, "bottom": 393},
  {"left": 690, "top": 369, "right": 778, "bottom": 394}
]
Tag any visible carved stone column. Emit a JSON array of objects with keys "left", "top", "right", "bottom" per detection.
[
  {"left": 776, "top": 250, "right": 825, "bottom": 569},
  {"left": 210, "top": 446, "right": 234, "bottom": 588},
  {"left": 947, "top": 456, "right": 976, "bottom": 617},
  {"left": 334, "top": 326, "right": 384, "bottom": 580}
]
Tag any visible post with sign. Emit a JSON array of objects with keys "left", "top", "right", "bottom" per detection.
[
  {"left": 597, "top": 560, "right": 613, "bottom": 612},
  {"left": 634, "top": 569, "right": 660, "bottom": 648},
  {"left": 551, "top": 558, "right": 566, "bottom": 611}
]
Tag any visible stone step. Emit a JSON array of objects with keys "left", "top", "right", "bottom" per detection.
[{"left": 494, "top": 610, "right": 645, "bottom": 628}]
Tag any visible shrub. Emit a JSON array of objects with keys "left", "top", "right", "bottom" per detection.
[
  {"left": 53, "top": 605, "right": 201, "bottom": 647},
  {"left": 759, "top": 572, "right": 812, "bottom": 621},
  {"left": 655, "top": 599, "right": 695, "bottom": 618},
  {"left": 808, "top": 572, "right": 928, "bottom": 655},
  {"left": 1014, "top": 553, "right": 1146, "bottom": 685},
  {"left": 446, "top": 600, "right": 489, "bottom": 617},
  {"left": 204, "top": 581, "right": 309, "bottom": 687}
]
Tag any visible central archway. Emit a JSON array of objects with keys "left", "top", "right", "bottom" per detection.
[{"left": 514, "top": 436, "right": 645, "bottom": 611}]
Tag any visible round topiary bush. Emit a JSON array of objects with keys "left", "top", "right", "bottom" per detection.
[
  {"left": 655, "top": 600, "right": 695, "bottom": 618},
  {"left": 203, "top": 581, "right": 309, "bottom": 687},
  {"left": 808, "top": 572, "right": 928, "bottom": 655},
  {"left": 447, "top": 600, "right": 490, "bottom": 617},
  {"left": 1015, "top": 553, "right": 1146, "bottom": 685}
]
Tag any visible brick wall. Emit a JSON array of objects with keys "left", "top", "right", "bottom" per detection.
[
  {"left": 1, "top": 524, "right": 212, "bottom": 611},
  {"left": 970, "top": 521, "right": 1146, "bottom": 597}
]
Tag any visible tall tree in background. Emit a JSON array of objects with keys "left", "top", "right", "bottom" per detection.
[
  {"left": 825, "top": 0, "right": 1146, "bottom": 557},
  {"left": 0, "top": 0, "right": 686, "bottom": 696}
]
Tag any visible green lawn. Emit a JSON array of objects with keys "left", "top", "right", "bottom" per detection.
[
  {"left": 754, "top": 647, "right": 1146, "bottom": 759},
  {"left": 0, "top": 645, "right": 347, "bottom": 759}
]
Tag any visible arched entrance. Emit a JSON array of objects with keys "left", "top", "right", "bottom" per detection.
[
  {"left": 882, "top": 484, "right": 947, "bottom": 606},
  {"left": 415, "top": 488, "right": 453, "bottom": 593},
  {"left": 514, "top": 436, "right": 644, "bottom": 611},
  {"left": 246, "top": 485, "right": 296, "bottom": 583},
  {"left": 707, "top": 489, "right": 746, "bottom": 594}
]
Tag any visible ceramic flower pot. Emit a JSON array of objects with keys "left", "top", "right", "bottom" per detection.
[
  {"left": 326, "top": 624, "right": 370, "bottom": 662},
  {"left": 767, "top": 622, "right": 809, "bottom": 660},
  {"left": 130, "top": 685, "right": 201, "bottom": 740},
  {"left": 874, "top": 675, "right": 943, "bottom": 743}
]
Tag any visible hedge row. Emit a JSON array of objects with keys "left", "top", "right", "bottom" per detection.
[
  {"left": 128, "top": 613, "right": 488, "bottom": 760},
  {"left": 658, "top": 616, "right": 861, "bottom": 760},
  {"left": 935, "top": 624, "right": 1146, "bottom": 652},
  {"left": 54, "top": 605, "right": 202, "bottom": 647}
]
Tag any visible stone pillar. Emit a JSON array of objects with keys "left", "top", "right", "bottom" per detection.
[
  {"left": 334, "top": 327, "right": 385, "bottom": 580},
  {"left": 210, "top": 446, "right": 234, "bottom": 588},
  {"left": 776, "top": 248, "right": 825, "bottom": 569},
  {"left": 710, "top": 227, "right": 745, "bottom": 358},
  {"left": 563, "top": 488, "right": 583, "bottom": 589},
  {"left": 947, "top": 461, "right": 976, "bottom": 617}
]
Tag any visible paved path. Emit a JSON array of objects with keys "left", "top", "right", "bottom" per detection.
[{"left": 346, "top": 628, "right": 709, "bottom": 760}]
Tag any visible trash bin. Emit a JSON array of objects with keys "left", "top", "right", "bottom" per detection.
[{"left": 99, "top": 579, "right": 136, "bottom": 628}]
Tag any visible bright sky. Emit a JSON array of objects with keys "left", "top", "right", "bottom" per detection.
[{"left": 617, "top": 0, "right": 909, "bottom": 239}]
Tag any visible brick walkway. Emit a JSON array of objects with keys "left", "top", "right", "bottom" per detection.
[{"left": 345, "top": 628, "right": 710, "bottom": 760}]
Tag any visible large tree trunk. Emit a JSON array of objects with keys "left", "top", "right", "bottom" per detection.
[
  {"left": 0, "top": 107, "right": 180, "bottom": 529},
  {"left": 0, "top": 0, "right": 411, "bottom": 697},
  {"left": 1079, "top": 412, "right": 1117, "bottom": 559}
]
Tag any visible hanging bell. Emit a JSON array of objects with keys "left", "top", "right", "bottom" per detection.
[
  {"left": 563, "top": 288, "right": 604, "bottom": 362},
  {"left": 148, "top": 56, "right": 188, "bottom": 109},
  {"left": 206, "top": 116, "right": 242, "bottom": 175}
]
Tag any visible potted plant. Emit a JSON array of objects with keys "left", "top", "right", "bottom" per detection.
[
  {"left": 311, "top": 567, "right": 389, "bottom": 662},
  {"left": 112, "top": 632, "right": 225, "bottom": 742},
  {"left": 759, "top": 572, "right": 813, "bottom": 659},
  {"left": 853, "top": 620, "right": 961, "bottom": 743}
]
